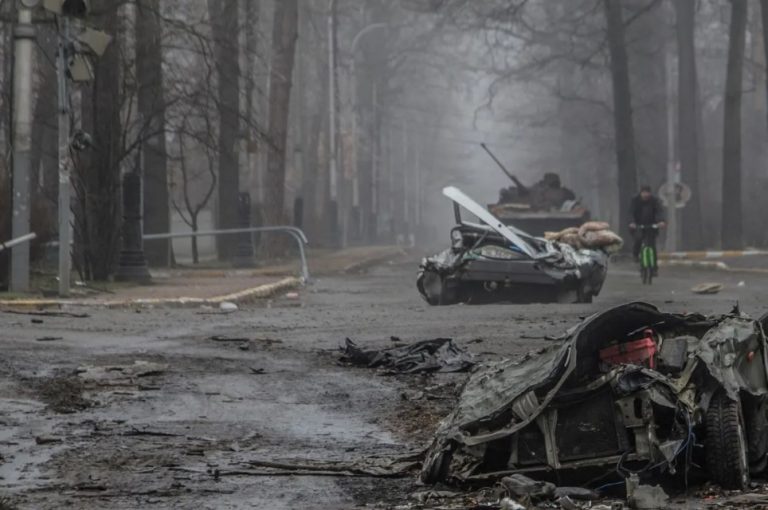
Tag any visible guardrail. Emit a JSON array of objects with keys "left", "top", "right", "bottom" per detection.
[
  {"left": 0, "top": 233, "right": 37, "bottom": 252},
  {"left": 143, "top": 226, "right": 310, "bottom": 283}
]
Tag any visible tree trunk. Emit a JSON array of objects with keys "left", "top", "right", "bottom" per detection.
[
  {"left": 604, "top": 0, "right": 638, "bottom": 239},
  {"left": 263, "top": 0, "right": 299, "bottom": 248},
  {"left": 191, "top": 216, "right": 199, "bottom": 264},
  {"left": 208, "top": 0, "right": 241, "bottom": 260},
  {"left": 721, "top": 0, "right": 747, "bottom": 249},
  {"left": 626, "top": 0, "right": 668, "bottom": 191},
  {"left": 761, "top": 0, "right": 768, "bottom": 131},
  {"left": 136, "top": 0, "right": 170, "bottom": 267},
  {"left": 75, "top": 0, "right": 122, "bottom": 280},
  {"left": 675, "top": 0, "right": 704, "bottom": 249}
]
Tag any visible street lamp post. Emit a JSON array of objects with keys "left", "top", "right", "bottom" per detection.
[
  {"left": 327, "top": 0, "right": 339, "bottom": 246},
  {"left": 10, "top": 1, "right": 37, "bottom": 292},
  {"left": 349, "top": 22, "right": 387, "bottom": 242}
]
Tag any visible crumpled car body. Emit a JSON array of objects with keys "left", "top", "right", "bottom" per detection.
[
  {"left": 417, "top": 186, "right": 608, "bottom": 305},
  {"left": 421, "top": 303, "right": 768, "bottom": 490}
]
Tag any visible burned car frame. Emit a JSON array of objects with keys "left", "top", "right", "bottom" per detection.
[
  {"left": 422, "top": 303, "right": 768, "bottom": 490},
  {"left": 417, "top": 187, "right": 608, "bottom": 305}
]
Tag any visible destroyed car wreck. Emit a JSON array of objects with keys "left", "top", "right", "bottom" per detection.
[
  {"left": 422, "top": 302, "right": 768, "bottom": 491},
  {"left": 417, "top": 187, "right": 609, "bottom": 305}
]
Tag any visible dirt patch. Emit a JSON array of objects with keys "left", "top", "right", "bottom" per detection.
[{"left": 34, "top": 376, "right": 91, "bottom": 413}]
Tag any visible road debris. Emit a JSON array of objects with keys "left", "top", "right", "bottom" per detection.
[
  {"left": 35, "top": 336, "right": 63, "bottom": 342},
  {"left": 691, "top": 282, "right": 723, "bottom": 294},
  {"left": 340, "top": 338, "right": 474, "bottom": 374},
  {"left": 2, "top": 309, "right": 90, "bottom": 318},
  {"left": 34, "top": 376, "right": 91, "bottom": 413},
  {"left": 219, "top": 301, "right": 238, "bottom": 313},
  {"left": 422, "top": 302, "right": 768, "bottom": 494},
  {"left": 209, "top": 335, "right": 250, "bottom": 342},
  {"left": 76, "top": 361, "right": 168, "bottom": 384},
  {"left": 626, "top": 474, "right": 669, "bottom": 509},
  {"left": 34, "top": 436, "right": 62, "bottom": 445}
]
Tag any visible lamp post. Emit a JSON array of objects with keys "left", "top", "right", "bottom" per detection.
[
  {"left": 350, "top": 22, "right": 387, "bottom": 242},
  {"left": 327, "top": 0, "right": 339, "bottom": 246},
  {"left": 10, "top": 1, "right": 37, "bottom": 292}
]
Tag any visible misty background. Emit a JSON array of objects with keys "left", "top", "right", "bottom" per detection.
[{"left": 0, "top": 0, "right": 765, "bottom": 283}]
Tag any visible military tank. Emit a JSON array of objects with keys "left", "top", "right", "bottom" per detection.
[{"left": 481, "top": 143, "right": 591, "bottom": 236}]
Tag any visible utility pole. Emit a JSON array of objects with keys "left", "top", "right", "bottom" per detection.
[
  {"left": 664, "top": 42, "right": 678, "bottom": 253},
  {"left": 10, "top": 1, "right": 37, "bottom": 292},
  {"left": 327, "top": 0, "right": 339, "bottom": 245},
  {"left": 40, "top": 0, "right": 111, "bottom": 295},
  {"left": 57, "top": 17, "right": 72, "bottom": 296}
]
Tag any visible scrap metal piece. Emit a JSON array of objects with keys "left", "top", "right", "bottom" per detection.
[{"left": 339, "top": 338, "right": 474, "bottom": 374}]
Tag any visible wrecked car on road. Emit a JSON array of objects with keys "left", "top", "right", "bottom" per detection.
[
  {"left": 422, "top": 302, "right": 768, "bottom": 490},
  {"left": 417, "top": 186, "right": 609, "bottom": 305}
]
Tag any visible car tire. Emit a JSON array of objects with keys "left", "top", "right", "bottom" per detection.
[
  {"left": 438, "top": 278, "right": 458, "bottom": 306},
  {"left": 744, "top": 397, "right": 768, "bottom": 473},
  {"left": 577, "top": 283, "right": 593, "bottom": 304},
  {"left": 421, "top": 447, "right": 452, "bottom": 484},
  {"left": 706, "top": 390, "right": 750, "bottom": 490}
]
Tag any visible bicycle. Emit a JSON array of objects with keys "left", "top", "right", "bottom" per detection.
[{"left": 636, "top": 224, "right": 659, "bottom": 285}]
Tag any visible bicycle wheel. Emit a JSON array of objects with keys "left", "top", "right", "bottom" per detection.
[{"left": 640, "top": 246, "right": 654, "bottom": 285}]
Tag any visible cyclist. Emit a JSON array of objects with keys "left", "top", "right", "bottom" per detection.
[{"left": 629, "top": 185, "right": 666, "bottom": 276}]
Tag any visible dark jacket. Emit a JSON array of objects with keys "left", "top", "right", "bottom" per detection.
[{"left": 630, "top": 195, "right": 665, "bottom": 226}]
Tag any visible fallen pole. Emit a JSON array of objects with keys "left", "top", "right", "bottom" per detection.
[{"left": 0, "top": 232, "right": 37, "bottom": 253}]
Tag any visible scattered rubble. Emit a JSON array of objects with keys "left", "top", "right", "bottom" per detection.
[
  {"left": 691, "top": 282, "right": 723, "bottom": 294},
  {"left": 34, "top": 376, "right": 91, "bottom": 413},
  {"left": 340, "top": 338, "right": 474, "bottom": 374}
]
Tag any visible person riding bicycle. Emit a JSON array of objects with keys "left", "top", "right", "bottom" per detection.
[{"left": 629, "top": 185, "right": 666, "bottom": 275}]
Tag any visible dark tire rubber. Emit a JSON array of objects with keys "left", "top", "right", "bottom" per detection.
[
  {"left": 577, "top": 283, "right": 593, "bottom": 303},
  {"left": 745, "top": 397, "right": 768, "bottom": 473},
  {"left": 706, "top": 390, "right": 750, "bottom": 490}
]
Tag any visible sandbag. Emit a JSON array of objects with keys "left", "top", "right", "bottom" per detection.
[
  {"left": 544, "top": 227, "right": 579, "bottom": 242},
  {"left": 559, "top": 233, "right": 584, "bottom": 249},
  {"left": 578, "top": 221, "right": 610, "bottom": 237}
]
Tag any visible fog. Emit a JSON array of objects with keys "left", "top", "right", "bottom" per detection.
[{"left": 1, "top": 0, "right": 766, "bottom": 285}]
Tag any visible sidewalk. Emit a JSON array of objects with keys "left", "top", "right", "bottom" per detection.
[{"left": 0, "top": 245, "right": 409, "bottom": 309}]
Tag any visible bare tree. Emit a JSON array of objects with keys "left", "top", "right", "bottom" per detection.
[
  {"left": 170, "top": 117, "right": 217, "bottom": 265},
  {"left": 721, "top": 0, "right": 747, "bottom": 249},
  {"left": 604, "top": 0, "right": 638, "bottom": 237}
]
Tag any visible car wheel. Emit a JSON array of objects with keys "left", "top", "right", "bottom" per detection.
[
  {"left": 577, "top": 283, "right": 593, "bottom": 304},
  {"left": 706, "top": 390, "right": 750, "bottom": 490},
  {"left": 744, "top": 397, "right": 768, "bottom": 473},
  {"left": 421, "top": 447, "right": 452, "bottom": 484},
  {"left": 438, "top": 278, "right": 458, "bottom": 305},
  {"left": 420, "top": 270, "right": 441, "bottom": 306}
]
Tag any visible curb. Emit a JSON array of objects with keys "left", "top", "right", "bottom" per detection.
[
  {"left": 0, "top": 277, "right": 301, "bottom": 310},
  {"left": 342, "top": 248, "right": 408, "bottom": 274},
  {"left": 660, "top": 250, "right": 768, "bottom": 260},
  {"left": 661, "top": 260, "right": 768, "bottom": 275}
]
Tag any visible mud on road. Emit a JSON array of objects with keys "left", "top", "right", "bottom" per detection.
[{"left": 1, "top": 261, "right": 768, "bottom": 509}]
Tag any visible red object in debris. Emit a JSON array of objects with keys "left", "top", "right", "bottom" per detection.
[{"left": 599, "top": 331, "right": 657, "bottom": 369}]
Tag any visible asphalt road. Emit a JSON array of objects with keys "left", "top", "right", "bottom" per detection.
[{"left": 1, "top": 259, "right": 767, "bottom": 509}]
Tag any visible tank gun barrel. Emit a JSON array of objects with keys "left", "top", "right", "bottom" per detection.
[{"left": 480, "top": 143, "right": 528, "bottom": 193}]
